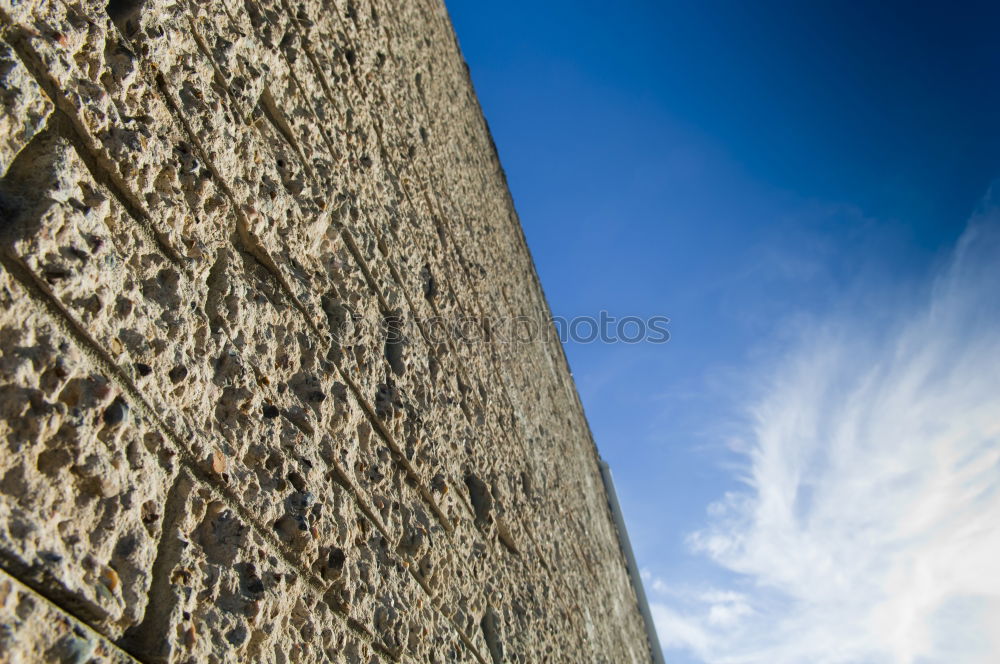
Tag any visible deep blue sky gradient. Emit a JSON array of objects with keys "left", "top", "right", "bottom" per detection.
[{"left": 444, "top": 2, "right": 1000, "bottom": 660}]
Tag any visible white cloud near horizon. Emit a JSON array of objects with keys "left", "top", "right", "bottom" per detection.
[{"left": 652, "top": 206, "right": 1000, "bottom": 663}]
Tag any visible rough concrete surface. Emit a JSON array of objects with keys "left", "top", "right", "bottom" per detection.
[{"left": 0, "top": 1, "right": 655, "bottom": 662}]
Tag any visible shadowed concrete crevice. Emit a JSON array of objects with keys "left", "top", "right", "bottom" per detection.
[{"left": 119, "top": 472, "right": 194, "bottom": 663}]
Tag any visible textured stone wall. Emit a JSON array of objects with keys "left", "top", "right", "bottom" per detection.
[{"left": 0, "top": 1, "right": 654, "bottom": 662}]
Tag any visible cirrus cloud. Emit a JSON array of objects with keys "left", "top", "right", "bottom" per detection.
[{"left": 653, "top": 203, "right": 1000, "bottom": 663}]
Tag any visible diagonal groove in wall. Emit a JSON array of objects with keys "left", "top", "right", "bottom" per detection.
[
  {"left": 147, "top": 34, "right": 444, "bottom": 528},
  {"left": 316, "top": 0, "right": 637, "bottom": 642},
  {"left": 326, "top": 210, "right": 544, "bottom": 619},
  {"left": 288, "top": 0, "right": 568, "bottom": 574},
  {"left": 0, "top": 118, "right": 165, "bottom": 662},
  {"left": 4, "top": 2, "right": 643, "bottom": 660},
  {"left": 323, "top": 461, "right": 479, "bottom": 662},
  {"left": 248, "top": 41, "right": 516, "bottom": 572},
  {"left": 368, "top": 52, "right": 586, "bottom": 660},
  {"left": 400, "top": 0, "right": 610, "bottom": 572},
  {"left": 147, "top": 68, "right": 325, "bottom": 363},
  {"left": 0, "top": 546, "right": 128, "bottom": 655},
  {"left": 251, "top": 54, "right": 545, "bottom": 664},
  {"left": 0, "top": 565, "right": 142, "bottom": 663},
  {"left": 408, "top": 3, "right": 656, "bottom": 654},
  {"left": 257, "top": 85, "right": 316, "bottom": 182},
  {"left": 373, "top": 1, "right": 602, "bottom": 567},
  {"left": 263, "top": 0, "right": 503, "bottom": 500},
  {"left": 0, "top": 254, "right": 155, "bottom": 663},
  {"left": 409, "top": 0, "right": 588, "bottom": 433},
  {"left": 149, "top": 74, "right": 452, "bottom": 664},
  {"left": 143, "top": 6, "right": 496, "bottom": 654},
  {"left": 233, "top": 1, "right": 482, "bottom": 540},
  {"left": 90, "top": 16, "right": 480, "bottom": 659},
  {"left": 236, "top": 0, "right": 583, "bottom": 634},
  {"left": 183, "top": 14, "right": 244, "bottom": 116},
  {"left": 0, "top": 26, "right": 187, "bottom": 276},
  {"left": 183, "top": 0, "right": 471, "bottom": 557},
  {"left": 0, "top": 223, "right": 402, "bottom": 662},
  {"left": 402, "top": 147, "right": 584, "bottom": 575},
  {"left": 290, "top": 0, "right": 523, "bottom": 460}
]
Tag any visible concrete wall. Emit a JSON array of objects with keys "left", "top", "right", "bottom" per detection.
[{"left": 0, "top": 1, "right": 654, "bottom": 662}]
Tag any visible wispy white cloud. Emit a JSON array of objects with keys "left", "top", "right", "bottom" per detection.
[{"left": 653, "top": 205, "right": 1000, "bottom": 663}]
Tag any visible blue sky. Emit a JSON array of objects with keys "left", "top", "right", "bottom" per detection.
[{"left": 446, "top": 1, "right": 1000, "bottom": 662}]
